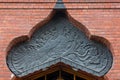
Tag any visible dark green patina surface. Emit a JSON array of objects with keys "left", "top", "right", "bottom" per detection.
[{"left": 7, "top": 12, "right": 113, "bottom": 77}]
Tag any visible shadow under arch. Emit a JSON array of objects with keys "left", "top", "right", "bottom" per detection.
[
  {"left": 6, "top": 9, "right": 113, "bottom": 80},
  {"left": 11, "top": 63, "right": 108, "bottom": 80}
]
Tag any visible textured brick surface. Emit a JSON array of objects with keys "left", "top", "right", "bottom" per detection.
[{"left": 0, "top": 0, "right": 120, "bottom": 80}]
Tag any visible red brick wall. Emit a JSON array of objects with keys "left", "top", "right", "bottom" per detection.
[{"left": 0, "top": 0, "right": 120, "bottom": 80}]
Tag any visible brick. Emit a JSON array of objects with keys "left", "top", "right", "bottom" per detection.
[{"left": 0, "top": 1, "right": 120, "bottom": 80}]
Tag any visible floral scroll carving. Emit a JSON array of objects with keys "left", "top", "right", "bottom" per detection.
[{"left": 7, "top": 13, "right": 113, "bottom": 77}]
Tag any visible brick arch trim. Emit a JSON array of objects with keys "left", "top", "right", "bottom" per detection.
[{"left": 6, "top": 9, "right": 113, "bottom": 78}]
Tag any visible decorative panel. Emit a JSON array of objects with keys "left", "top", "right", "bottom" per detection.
[{"left": 7, "top": 13, "right": 113, "bottom": 77}]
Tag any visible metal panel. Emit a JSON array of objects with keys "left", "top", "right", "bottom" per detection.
[
  {"left": 7, "top": 12, "right": 113, "bottom": 77},
  {"left": 54, "top": 0, "right": 66, "bottom": 9}
]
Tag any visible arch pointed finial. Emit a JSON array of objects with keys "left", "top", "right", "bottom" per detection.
[{"left": 54, "top": 0, "right": 66, "bottom": 9}]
